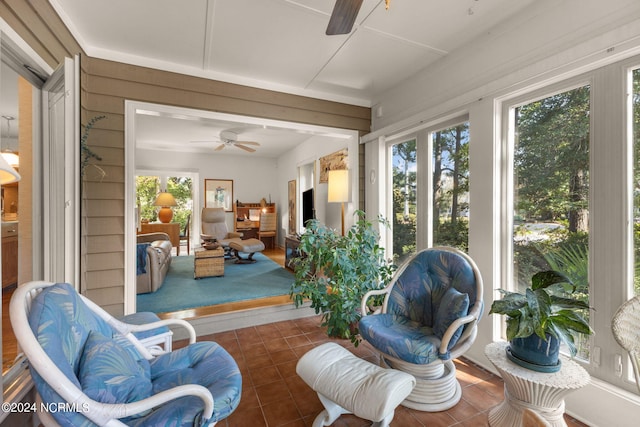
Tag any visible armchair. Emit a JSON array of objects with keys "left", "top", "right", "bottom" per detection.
[
  {"left": 10, "top": 281, "right": 242, "bottom": 426},
  {"left": 201, "top": 207, "right": 242, "bottom": 255},
  {"left": 359, "top": 246, "right": 483, "bottom": 412}
]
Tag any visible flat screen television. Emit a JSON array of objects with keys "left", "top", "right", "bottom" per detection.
[{"left": 302, "top": 188, "right": 315, "bottom": 226}]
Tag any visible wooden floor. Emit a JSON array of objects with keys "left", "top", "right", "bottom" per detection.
[{"left": 2, "top": 285, "right": 17, "bottom": 374}]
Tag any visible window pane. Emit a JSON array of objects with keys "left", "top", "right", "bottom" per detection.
[
  {"left": 167, "top": 176, "right": 193, "bottom": 231},
  {"left": 392, "top": 139, "right": 417, "bottom": 263},
  {"left": 633, "top": 68, "right": 640, "bottom": 297},
  {"left": 136, "top": 175, "right": 160, "bottom": 222},
  {"left": 512, "top": 86, "right": 591, "bottom": 359},
  {"left": 432, "top": 123, "right": 470, "bottom": 251}
]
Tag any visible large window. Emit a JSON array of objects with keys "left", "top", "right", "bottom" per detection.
[
  {"left": 508, "top": 85, "right": 591, "bottom": 361},
  {"left": 391, "top": 139, "right": 417, "bottom": 264},
  {"left": 432, "top": 123, "right": 469, "bottom": 251},
  {"left": 135, "top": 175, "right": 193, "bottom": 233},
  {"left": 388, "top": 120, "right": 470, "bottom": 264},
  {"left": 632, "top": 68, "right": 640, "bottom": 298}
]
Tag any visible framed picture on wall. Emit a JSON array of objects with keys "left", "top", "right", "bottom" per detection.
[
  {"left": 204, "top": 179, "right": 234, "bottom": 212},
  {"left": 288, "top": 179, "right": 296, "bottom": 235},
  {"left": 319, "top": 148, "right": 348, "bottom": 183}
]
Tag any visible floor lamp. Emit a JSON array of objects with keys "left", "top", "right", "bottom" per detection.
[{"left": 328, "top": 169, "right": 349, "bottom": 236}]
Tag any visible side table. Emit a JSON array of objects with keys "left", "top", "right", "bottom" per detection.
[
  {"left": 194, "top": 247, "right": 225, "bottom": 278},
  {"left": 485, "top": 341, "right": 590, "bottom": 427}
]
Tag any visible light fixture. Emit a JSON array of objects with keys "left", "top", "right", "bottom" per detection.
[
  {"left": 1, "top": 116, "right": 18, "bottom": 168},
  {"left": 153, "top": 191, "right": 177, "bottom": 223},
  {"left": 328, "top": 169, "right": 349, "bottom": 236},
  {"left": 0, "top": 153, "right": 20, "bottom": 184}
]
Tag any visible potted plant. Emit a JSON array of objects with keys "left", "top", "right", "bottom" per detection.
[
  {"left": 289, "top": 210, "right": 395, "bottom": 344},
  {"left": 489, "top": 270, "right": 593, "bottom": 372}
]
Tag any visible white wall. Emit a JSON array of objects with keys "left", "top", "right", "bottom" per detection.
[
  {"left": 136, "top": 147, "right": 278, "bottom": 233},
  {"left": 136, "top": 130, "right": 359, "bottom": 248},
  {"left": 365, "top": 1, "right": 640, "bottom": 425},
  {"left": 276, "top": 133, "right": 359, "bottom": 244}
]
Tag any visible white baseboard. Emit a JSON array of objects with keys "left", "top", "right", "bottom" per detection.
[{"left": 169, "top": 302, "right": 317, "bottom": 340}]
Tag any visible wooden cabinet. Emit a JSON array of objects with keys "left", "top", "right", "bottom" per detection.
[
  {"left": 138, "top": 222, "right": 181, "bottom": 255},
  {"left": 234, "top": 202, "right": 276, "bottom": 241},
  {"left": 2, "top": 222, "right": 18, "bottom": 288},
  {"left": 285, "top": 235, "right": 301, "bottom": 271}
]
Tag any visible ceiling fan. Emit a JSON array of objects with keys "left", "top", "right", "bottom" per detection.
[
  {"left": 215, "top": 130, "right": 260, "bottom": 153},
  {"left": 192, "top": 130, "right": 260, "bottom": 153},
  {"left": 326, "top": 0, "right": 390, "bottom": 36}
]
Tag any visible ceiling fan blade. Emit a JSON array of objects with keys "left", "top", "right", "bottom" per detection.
[
  {"left": 214, "top": 144, "right": 225, "bottom": 151},
  {"left": 235, "top": 140, "right": 260, "bottom": 146},
  {"left": 235, "top": 144, "right": 256, "bottom": 153},
  {"left": 326, "top": 0, "right": 363, "bottom": 35}
]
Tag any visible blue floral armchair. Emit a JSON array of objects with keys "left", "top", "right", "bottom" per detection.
[
  {"left": 359, "top": 247, "right": 483, "bottom": 412},
  {"left": 10, "top": 281, "right": 242, "bottom": 426}
]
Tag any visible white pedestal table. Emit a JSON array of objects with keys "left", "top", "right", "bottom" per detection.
[{"left": 485, "top": 341, "right": 590, "bottom": 427}]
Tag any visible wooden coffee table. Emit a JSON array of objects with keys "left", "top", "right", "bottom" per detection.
[{"left": 194, "top": 247, "right": 225, "bottom": 278}]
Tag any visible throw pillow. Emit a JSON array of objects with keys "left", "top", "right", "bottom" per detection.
[
  {"left": 78, "top": 330, "right": 152, "bottom": 404},
  {"left": 434, "top": 287, "right": 470, "bottom": 349}
]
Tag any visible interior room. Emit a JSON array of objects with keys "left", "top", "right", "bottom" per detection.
[
  {"left": 131, "top": 103, "right": 359, "bottom": 314},
  {"left": 1, "top": 1, "right": 640, "bottom": 426}
]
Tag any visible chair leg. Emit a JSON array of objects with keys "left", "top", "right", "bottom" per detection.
[
  {"left": 382, "top": 358, "right": 461, "bottom": 412},
  {"left": 313, "top": 393, "right": 350, "bottom": 427}
]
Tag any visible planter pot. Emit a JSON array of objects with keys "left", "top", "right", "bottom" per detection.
[{"left": 506, "top": 334, "right": 561, "bottom": 373}]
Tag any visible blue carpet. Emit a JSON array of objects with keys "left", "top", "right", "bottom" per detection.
[{"left": 136, "top": 253, "right": 294, "bottom": 313}]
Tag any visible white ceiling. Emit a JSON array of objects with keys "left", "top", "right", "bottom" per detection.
[{"left": 49, "top": 0, "right": 537, "bottom": 156}]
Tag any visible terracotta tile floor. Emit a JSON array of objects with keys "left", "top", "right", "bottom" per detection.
[{"left": 176, "top": 316, "right": 589, "bottom": 427}]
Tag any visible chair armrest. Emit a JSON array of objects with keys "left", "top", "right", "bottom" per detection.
[
  {"left": 85, "top": 384, "right": 214, "bottom": 425},
  {"left": 119, "top": 318, "right": 197, "bottom": 344},
  {"left": 137, "top": 232, "right": 170, "bottom": 243},
  {"left": 106, "top": 317, "right": 197, "bottom": 359},
  {"left": 361, "top": 288, "right": 390, "bottom": 316},
  {"left": 438, "top": 301, "right": 484, "bottom": 358}
]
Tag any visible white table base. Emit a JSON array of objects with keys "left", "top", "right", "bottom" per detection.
[{"left": 485, "top": 341, "right": 590, "bottom": 427}]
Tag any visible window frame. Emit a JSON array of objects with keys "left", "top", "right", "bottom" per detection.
[
  {"left": 498, "top": 60, "right": 640, "bottom": 392},
  {"left": 385, "top": 116, "right": 471, "bottom": 258}
]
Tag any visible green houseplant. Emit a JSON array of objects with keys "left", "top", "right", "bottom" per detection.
[
  {"left": 289, "top": 211, "right": 395, "bottom": 344},
  {"left": 489, "top": 270, "right": 593, "bottom": 372}
]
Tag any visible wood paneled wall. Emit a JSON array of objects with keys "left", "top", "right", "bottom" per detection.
[{"left": 3, "top": 0, "right": 371, "bottom": 315}]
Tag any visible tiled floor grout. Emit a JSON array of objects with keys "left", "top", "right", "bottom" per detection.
[{"left": 175, "top": 316, "right": 589, "bottom": 427}]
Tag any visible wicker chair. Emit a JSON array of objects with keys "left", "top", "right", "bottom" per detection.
[
  {"left": 359, "top": 246, "right": 484, "bottom": 411},
  {"left": 11, "top": 281, "right": 242, "bottom": 426},
  {"left": 612, "top": 295, "right": 640, "bottom": 393}
]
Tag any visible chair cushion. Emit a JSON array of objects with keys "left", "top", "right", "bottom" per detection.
[
  {"left": 145, "top": 342, "right": 242, "bottom": 424},
  {"left": 27, "top": 283, "right": 146, "bottom": 426},
  {"left": 79, "top": 330, "right": 152, "bottom": 405},
  {"left": 359, "top": 313, "right": 441, "bottom": 365},
  {"left": 433, "top": 287, "right": 470, "bottom": 349}
]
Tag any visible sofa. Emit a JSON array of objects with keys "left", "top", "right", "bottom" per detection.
[{"left": 137, "top": 232, "right": 172, "bottom": 294}]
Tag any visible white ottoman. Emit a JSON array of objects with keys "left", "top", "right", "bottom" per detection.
[
  {"left": 228, "top": 238, "right": 265, "bottom": 263},
  {"left": 297, "top": 342, "right": 416, "bottom": 427}
]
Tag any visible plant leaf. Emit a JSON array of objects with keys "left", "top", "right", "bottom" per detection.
[{"left": 531, "top": 270, "right": 574, "bottom": 291}]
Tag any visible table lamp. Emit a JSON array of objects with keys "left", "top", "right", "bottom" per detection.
[
  {"left": 328, "top": 169, "right": 349, "bottom": 235},
  {"left": 154, "top": 191, "right": 177, "bottom": 223}
]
